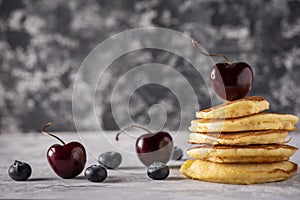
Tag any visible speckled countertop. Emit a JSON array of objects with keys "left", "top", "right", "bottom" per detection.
[{"left": 1, "top": 131, "right": 300, "bottom": 200}]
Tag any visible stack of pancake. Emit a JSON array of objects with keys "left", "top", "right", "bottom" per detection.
[{"left": 180, "top": 96, "right": 299, "bottom": 184}]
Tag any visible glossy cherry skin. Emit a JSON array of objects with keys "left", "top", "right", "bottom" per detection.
[
  {"left": 135, "top": 131, "right": 173, "bottom": 166},
  {"left": 210, "top": 62, "right": 254, "bottom": 101},
  {"left": 47, "top": 142, "right": 86, "bottom": 179}
]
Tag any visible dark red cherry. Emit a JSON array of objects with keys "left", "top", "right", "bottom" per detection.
[
  {"left": 42, "top": 123, "right": 86, "bottom": 179},
  {"left": 116, "top": 125, "right": 173, "bottom": 166},
  {"left": 192, "top": 40, "right": 254, "bottom": 101},
  {"left": 135, "top": 131, "right": 173, "bottom": 166},
  {"left": 210, "top": 62, "right": 253, "bottom": 101}
]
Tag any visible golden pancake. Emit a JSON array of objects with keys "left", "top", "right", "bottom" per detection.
[
  {"left": 196, "top": 96, "right": 269, "bottom": 119},
  {"left": 189, "top": 113, "right": 298, "bottom": 132},
  {"left": 186, "top": 144, "right": 297, "bottom": 163},
  {"left": 188, "top": 130, "right": 288, "bottom": 145},
  {"left": 180, "top": 159, "right": 298, "bottom": 184}
]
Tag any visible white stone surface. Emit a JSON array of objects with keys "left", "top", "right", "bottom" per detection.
[{"left": 0, "top": 131, "right": 300, "bottom": 200}]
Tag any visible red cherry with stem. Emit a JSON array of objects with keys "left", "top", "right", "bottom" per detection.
[
  {"left": 42, "top": 123, "right": 86, "bottom": 179},
  {"left": 192, "top": 40, "right": 254, "bottom": 101},
  {"left": 115, "top": 125, "right": 173, "bottom": 166}
]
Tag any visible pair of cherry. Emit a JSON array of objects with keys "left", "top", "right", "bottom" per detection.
[{"left": 42, "top": 123, "right": 173, "bottom": 179}]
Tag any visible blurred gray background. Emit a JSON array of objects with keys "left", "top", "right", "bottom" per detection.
[{"left": 0, "top": 0, "right": 300, "bottom": 133}]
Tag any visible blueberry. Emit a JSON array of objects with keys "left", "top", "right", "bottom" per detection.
[
  {"left": 98, "top": 151, "right": 122, "bottom": 169},
  {"left": 171, "top": 146, "right": 183, "bottom": 160},
  {"left": 8, "top": 160, "right": 32, "bottom": 181},
  {"left": 147, "top": 162, "right": 169, "bottom": 180},
  {"left": 85, "top": 165, "right": 107, "bottom": 182}
]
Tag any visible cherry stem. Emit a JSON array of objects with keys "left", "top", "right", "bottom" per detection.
[
  {"left": 42, "top": 122, "right": 66, "bottom": 145},
  {"left": 115, "top": 124, "right": 152, "bottom": 141},
  {"left": 192, "top": 40, "right": 232, "bottom": 66}
]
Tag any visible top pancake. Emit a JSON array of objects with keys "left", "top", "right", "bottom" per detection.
[{"left": 196, "top": 96, "right": 269, "bottom": 119}]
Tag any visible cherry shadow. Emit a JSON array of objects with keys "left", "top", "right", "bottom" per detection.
[
  {"left": 72, "top": 176, "right": 85, "bottom": 180},
  {"left": 27, "top": 177, "right": 57, "bottom": 182}
]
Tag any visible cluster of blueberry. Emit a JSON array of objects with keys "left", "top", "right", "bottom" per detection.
[{"left": 8, "top": 148, "right": 183, "bottom": 182}]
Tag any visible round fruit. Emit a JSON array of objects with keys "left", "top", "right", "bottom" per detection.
[
  {"left": 8, "top": 160, "right": 32, "bottom": 181},
  {"left": 115, "top": 125, "right": 173, "bottom": 166},
  {"left": 85, "top": 165, "right": 107, "bottom": 182},
  {"left": 135, "top": 131, "right": 173, "bottom": 166},
  {"left": 192, "top": 40, "right": 254, "bottom": 101},
  {"left": 147, "top": 162, "right": 170, "bottom": 180},
  {"left": 210, "top": 62, "right": 253, "bottom": 101},
  {"left": 98, "top": 151, "right": 122, "bottom": 169},
  {"left": 171, "top": 146, "right": 183, "bottom": 160},
  {"left": 42, "top": 123, "right": 86, "bottom": 179}
]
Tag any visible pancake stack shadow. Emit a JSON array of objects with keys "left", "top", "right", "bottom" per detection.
[{"left": 180, "top": 96, "right": 299, "bottom": 184}]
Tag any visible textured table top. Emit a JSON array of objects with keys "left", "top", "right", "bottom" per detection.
[{"left": 1, "top": 131, "right": 300, "bottom": 200}]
